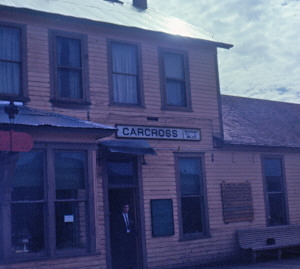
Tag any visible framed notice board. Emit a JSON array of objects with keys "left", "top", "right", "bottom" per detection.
[
  {"left": 221, "top": 182, "right": 254, "bottom": 224},
  {"left": 151, "top": 199, "right": 174, "bottom": 237}
]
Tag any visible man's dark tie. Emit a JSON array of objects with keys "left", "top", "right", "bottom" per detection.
[{"left": 125, "top": 214, "right": 130, "bottom": 231}]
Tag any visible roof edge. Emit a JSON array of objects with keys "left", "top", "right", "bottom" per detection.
[{"left": 0, "top": 4, "right": 233, "bottom": 49}]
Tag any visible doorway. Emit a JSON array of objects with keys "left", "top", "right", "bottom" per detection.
[{"left": 106, "top": 155, "right": 142, "bottom": 269}]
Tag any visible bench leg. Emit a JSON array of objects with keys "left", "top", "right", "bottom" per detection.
[
  {"left": 252, "top": 251, "right": 256, "bottom": 263},
  {"left": 278, "top": 249, "right": 282, "bottom": 260}
]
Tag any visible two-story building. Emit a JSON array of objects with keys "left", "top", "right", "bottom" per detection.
[{"left": 0, "top": 0, "right": 300, "bottom": 268}]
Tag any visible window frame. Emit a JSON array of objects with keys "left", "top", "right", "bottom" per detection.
[
  {"left": 107, "top": 39, "right": 144, "bottom": 107},
  {"left": 174, "top": 152, "right": 209, "bottom": 241},
  {"left": 49, "top": 30, "right": 90, "bottom": 106},
  {"left": 159, "top": 48, "right": 192, "bottom": 111},
  {"left": 261, "top": 154, "right": 289, "bottom": 227},
  {"left": 0, "top": 143, "right": 96, "bottom": 263},
  {"left": 0, "top": 21, "right": 28, "bottom": 102}
]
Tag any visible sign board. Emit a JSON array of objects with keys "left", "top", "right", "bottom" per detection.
[
  {"left": 0, "top": 130, "right": 33, "bottom": 152},
  {"left": 64, "top": 215, "right": 74, "bottom": 223},
  {"left": 116, "top": 125, "right": 201, "bottom": 141},
  {"left": 221, "top": 182, "right": 254, "bottom": 224}
]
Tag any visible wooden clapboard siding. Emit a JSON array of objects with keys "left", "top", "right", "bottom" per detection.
[
  {"left": 1, "top": 7, "right": 300, "bottom": 269},
  {"left": 144, "top": 149, "right": 300, "bottom": 268}
]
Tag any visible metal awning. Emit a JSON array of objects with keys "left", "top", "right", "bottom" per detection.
[{"left": 99, "top": 140, "right": 156, "bottom": 155}]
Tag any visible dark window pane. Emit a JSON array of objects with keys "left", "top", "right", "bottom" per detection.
[
  {"left": 181, "top": 197, "right": 203, "bottom": 234},
  {"left": 164, "top": 52, "right": 184, "bottom": 80},
  {"left": 0, "top": 62, "right": 20, "bottom": 94},
  {"left": 57, "top": 69, "right": 82, "bottom": 99},
  {"left": 56, "top": 37, "right": 81, "bottom": 67},
  {"left": 12, "top": 151, "right": 44, "bottom": 201},
  {"left": 107, "top": 159, "right": 135, "bottom": 185},
  {"left": 179, "top": 158, "right": 201, "bottom": 195},
  {"left": 151, "top": 199, "right": 174, "bottom": 237},
  {"left": 0, "top": 26, "right": 20, "bottom": 61},
  {"left": 166, "top": 80, "right": 186, "bottom": 106},
  {"left": 266, "top": 176, "right": 282, "bottom": 192},
  {"left": 268, "top": 193, "right": 287, "bottom": 226},
  {"left": 55, "top": 202, "right": 87, "bottom": 249},
  {"left": 264, "top": 159, "right": 282, "bottom": 177},
  {"left": 11, "top": 203, "right": 44, "bottom": 254},
  {"left": 113, "top": 74, "right": 138, "bottom": 104},
  {"left": 55, "top": 151, "right": 86, "bottom": 199}
]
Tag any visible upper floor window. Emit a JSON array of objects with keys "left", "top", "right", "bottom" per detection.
[
  {"left": 160, "top": 49, "right": 191, "bottom": 111},
  {"left": 109, "top": 41, "right": 143, "bottom": 106},
  {"left": 262, "top": 156, "right": 288, "bottom": 226},
  {"left": 49, "top": 31, "right": 89, "bottom": 105},
  {"left": 0, "top": 23, "right": 27, "bottom": 101},
  {"left": 175, "top": 153, "right": 209, "bottom": 240}
]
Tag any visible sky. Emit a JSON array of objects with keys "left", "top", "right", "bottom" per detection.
[{"left": 148, "top": 0, "right": 300, "bottom": 104}]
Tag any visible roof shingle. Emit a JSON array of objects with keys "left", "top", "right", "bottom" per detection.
[{"left": 221, "top": 95, "right": 300, "bottom": 148}]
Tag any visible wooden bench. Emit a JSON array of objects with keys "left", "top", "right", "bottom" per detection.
[{"left": 237, "top": 225, "right": 300, "bottom": 262}]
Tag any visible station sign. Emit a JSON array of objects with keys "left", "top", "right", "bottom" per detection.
[{"left": 116, "top": 125, "right": 201, "bottom": 141}]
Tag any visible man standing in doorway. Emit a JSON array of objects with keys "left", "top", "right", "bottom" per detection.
[{"left": 114, "top": 203, "right": 136, "bottom": 269}]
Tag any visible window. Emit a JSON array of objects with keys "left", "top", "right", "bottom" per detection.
[
  {"left": 49, "top": 31, "right": 89, "bottom": 105},
  {"left": 11, "top": 151, "right": 45, "bottom": 254},
  {"left": 262, "top": 156, "right": 288, "bottom": 226},
  {"left": 0, "top": 23, "right": 27, "bottom": 101},
  {"left": 160, "top": 49, "right": 191, "bottom": 110},
  {"left": 175, "top": 153, "right": 209, "bottom": 240},
  {"left": 109, "top": 41, "right": 143, "bottom": 106},
  {"left": 0, "top": 145, "right": 95, "bottom": 262}
]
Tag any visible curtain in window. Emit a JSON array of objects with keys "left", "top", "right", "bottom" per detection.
[
  {"left": 56, "top": 37, "right": 82, "bottom": 99},
  {"left": 0, "top": 26, "right": 21, "bottom": 94},
  {"left": 112, "top": 43, "right": 138, "bottom": 104},
  {"left": 164, "top": 52, "right": 187, "bottom": 106}
]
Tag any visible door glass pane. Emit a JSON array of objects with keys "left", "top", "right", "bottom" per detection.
[
  {"left": 55, "top": 202, "right": 86, "bottom": 249},
  {"left": 12, "top": 151, "right": 44, "bottom": 201},
  {"left": 107, "top": 159, "right": 135, "bottom": 185},
  {"left": 181, "top": 197, "right": 202, "bottom": 234},
  {"left": 264, "top": 159, "right": 282, "bottom": 177},
  {"left": 266, "top": 176, "right": 282, "bottom": 192},
  {"left": 11, "top": 203, "right": 44, "bottom": 254},
  {"left": 55, "top": 151, "right": 86, "bottom": 199},
  {"left": 268, "top": 193, "right": 286, "bottom": 226},
  {"left": 179, "top": 158, "right": 201, "bottom": 195}
]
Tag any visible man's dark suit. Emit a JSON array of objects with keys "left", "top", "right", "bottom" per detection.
[{"left": 112, "top": 212, "right": 135, "bottom": 269}]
